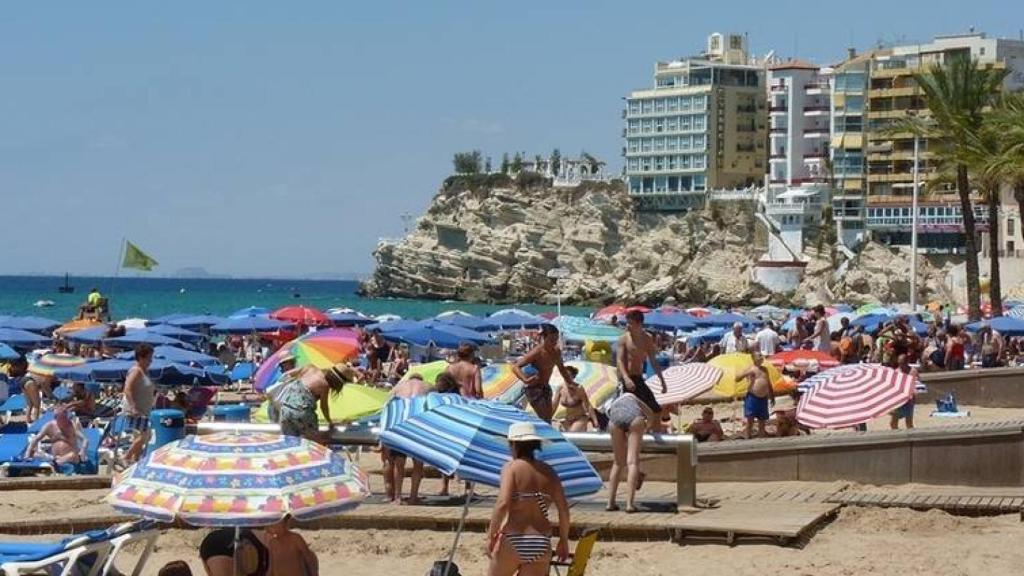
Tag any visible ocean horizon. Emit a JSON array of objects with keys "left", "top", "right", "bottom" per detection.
[{"left": 0, "top": 275, "right": 593, "bottom": 322}]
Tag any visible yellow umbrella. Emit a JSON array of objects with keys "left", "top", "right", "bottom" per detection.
[
  {"left": 399, "top": 360, "right": 450, "bottom": 386},
  {"left": 709, "top": 353, "right": 784, "bottom": 399},
  {"left": 254, "top": 383, "right": 390, "bottom": 424}
]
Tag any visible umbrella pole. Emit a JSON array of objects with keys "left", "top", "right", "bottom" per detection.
[
  {"left": 445, "top": 482, "right": 474, "bottom": 575},
  {"left": 233, "top": 526, "right": 241, "bottom": 576}
]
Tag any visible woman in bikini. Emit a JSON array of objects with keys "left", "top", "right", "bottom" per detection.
[
  {"left": 605, "top": 392, "right": 654, "bottom": 513},
  {"left": 552, "top": 366, "right": 597, "bottom": 432},
  {"left": 487, "top": 422, "right": 570, "bottom": 576}
]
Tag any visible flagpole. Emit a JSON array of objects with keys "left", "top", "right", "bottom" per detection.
[{"left": 109, "top": 237, "right": 125, "bottom": 306}]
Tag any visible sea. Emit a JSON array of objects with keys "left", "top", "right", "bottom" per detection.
[{"left": 0, "top": 276, "right": 593, "bottom": 322}]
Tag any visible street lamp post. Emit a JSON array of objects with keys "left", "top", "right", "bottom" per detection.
[
  {"left": 546, "top": 267, "right": 570, "bottom": 345},
  {"left": 910, "top": 131, "right": 920, "bottom": 312}
]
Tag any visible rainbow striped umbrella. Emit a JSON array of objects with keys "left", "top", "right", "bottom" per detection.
[
  {"left": 108, "top": 432, "right": 370, "bottom": 527},
  {"left": 254, "top": 329, "right": 360, "bottom": 391},
  {"left": 796, "top": 364, "right": 916, "bottom": 429},
  {"left": 480, "top": 363, "right": 524, "bottom": 402},
  {"left": 548, "top": 360, "right": 618, "bottom": 418},
  {"left": 649, "top": 363, "right": 722, "bottom": 406},
  {"left": 29, "top": 353, "right": 87, "bottom": 377}
]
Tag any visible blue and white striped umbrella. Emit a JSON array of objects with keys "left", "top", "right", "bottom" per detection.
[
  {"left": 1006, "top": 306, "right": 1024, "bottom": 319},
  {"left": 379, "top": 393, "right": 468, "bottom": 432},
  {"left": 380, "top": 400, "right": 602, "bottom": 497}
]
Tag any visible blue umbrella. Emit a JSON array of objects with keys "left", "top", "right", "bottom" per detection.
[
  {"left": 365, "top": 319, "right": 425, "bottom": 333},
  {"left": 391, "top": 325, "right": 491, "bottom": 348},
  {"left": 54, "top": 359, "right": 229, "bottom": 386},
  {"left": 684, "top": 327, "right": 727, "bottom": 346},
  {"left": 169, "top": 315, "right": 226, "bottom": 330},
  {"left": 380, "top": 400, "right": 602, "bottom": 497},
  {"left": 0, "top": 316, "right": 60, "bottom": 334},
  {"left": 149, "top": 313, "right": 194, "bottom": 325},
  {"left": 147, "top": 323, "right": 204, "bottom": 341},
  {"left": 484, "top": 309, "right": 547, "bottom": 330},
  {"left": 640, "top": 311, "right": 698, "bottom": 331},
  {"left": 0, "top": 343, "right": 19, "bottom": 361},
  {"left": 63, "top": 326, "right": 109, "bottom": 345},
  {"left": 0, "top": 328, "right": 52, "bottom": 350},
  {"left": 210, "top": 316, "right": 291, "bottom": 334},
  {"left": 105, "top": 331, "right": 192, "bottom": 349},
  {"left": 967, "top": 316, "right": 1024, "bottom": 337},
  {"left": 229, "top": 306, "right": 270, "bottom": 319},
  {"left": 117, "top": 345, "right": 222, "bottom": 367},
  {"left": 327, "top": 311, "right": 375, "bottom": 326},
  {"left": 435, "top": 314, "right": 493, "bottom": 331},
  {"left": 850, "top": 313, "right": 894, "bottom": 332},
  {"left": 697, "top": 312, "right": 760, "bottom": 328},
  {"left": 379, "top": 393, "right": 469, "bottom": 432},
  {"left": 1006, "top": 306, "right": 1024, "bottom": 319}
]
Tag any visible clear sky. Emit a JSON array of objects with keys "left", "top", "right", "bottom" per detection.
[{"left": 0, "top": 1, "right": 1017, "bottom": 277}]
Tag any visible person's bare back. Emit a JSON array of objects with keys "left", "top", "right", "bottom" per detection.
[
  {"left": 390, "top": 376, "right": 428, "bottom": 399},
  {"left": 447, "top": 359, "right": 481, "bottom": 398}
]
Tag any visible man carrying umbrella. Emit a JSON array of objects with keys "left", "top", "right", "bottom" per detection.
[
  {"left": 512, "top": 325, "right": 575, "bottom": 422},
  {"left": 616, "top": 310, "right": 667, "bottom": 418}
]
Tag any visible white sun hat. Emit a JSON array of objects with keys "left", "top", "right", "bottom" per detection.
[{"left": 507, "top": 421, "right": 547, "bottom": 443}]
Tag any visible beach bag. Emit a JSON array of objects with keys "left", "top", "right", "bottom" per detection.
[{"left": 426, "top": 560, "right": 461, "bottom": 576}]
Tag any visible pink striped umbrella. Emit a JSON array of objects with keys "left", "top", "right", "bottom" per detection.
[
  {"left": 649, "top": 363, "right": 723, "bottom": 406},
  {"left": 796, "top": 364, "right": 916, "bottom": 429}
]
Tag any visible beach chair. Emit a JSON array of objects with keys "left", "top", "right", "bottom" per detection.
[
  {"left": 100, "top": 520, "right": 160, "bottom": 576},
  {"left": 99, "top": 414, "right": 138, "bottom": 473},
  {"left": 0, "top": 530, "right": 113, "bottom": 576},
  {"left": 550, "top": 529, "right": 599, "bottom": 576}
]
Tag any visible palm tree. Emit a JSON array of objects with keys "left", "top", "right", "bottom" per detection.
[
  {"left": 912, "top": 56, "right": 1008, "bottom": 321},
  {"left": 988, "top": 94, "right": 1024, "bottom": 231}
]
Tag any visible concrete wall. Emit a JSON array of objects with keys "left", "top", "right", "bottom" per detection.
[{"left": 919, "top": 367, "right": 1024, "bottom": 408}]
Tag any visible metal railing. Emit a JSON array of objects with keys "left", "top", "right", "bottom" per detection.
[{"left": 195, "top": 422, "right": 698, "bottom": 509}]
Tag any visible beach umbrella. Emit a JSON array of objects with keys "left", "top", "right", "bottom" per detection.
[
  {"left": 327, "top": 311, "right": 375, "bottom": 327},
  {"left": 117, "top": 345, "right": 222, "bottom": 367},
  {"left": 685, "top": 307, "right": 719, "bottom": 318},
  {"left": 681, "top": 327, "right": 727, "bottom": 346},
  {"left": 271, "top": 306, "right": 330, "bottom": 327},
  {"left": 254, "top": 384, "right": 390, "bottom": 424},
  {"left": 479, "top": 363, "right": 524, "bottom": 402},
  {"left": 698, "top": 312, "right": 759, "bottom": 328},
  {"left": 373, "top": 314, "right": 402, "bottom": 323},
  {"left": 0, "top": 328, "right": 52, "bottom": 350},
  {"left": 253, "top": 329, "right": 361, "bottom": 392},
  {"left": 108, "top": 432, "right": 370, "bottom": 526},
  {"left": 769, "top": 350, "right": 840, "bottom": 372},
  {"left": 796, "top": 364, "right": 917, "bottom": 429},
  {"left": 484, "top": 309, "right": 548, "bottom": 330},
  {"left": 365, "top": 319, "right": 423, "bottom": 333},
  {"left": 550, "top": 316, "right": 622, "bottom": 343},
  {"left": 747, "top": 305, "right": 788, "bottom": 321},
  {"left": 146, "top": 323, "right": 204, "bottom": 341},
  {"left": 54, "top": 319, "right": 103, "bottom": 336},
  {"left": 229, "top": 306, "right": 270, "bottom": 319},
  {"left": 708, "top": 353, "right": 784, "bottom": 398},
  {"left": 1006, "top": 306, "right": 1024, "bottom": 319},
  {"left": 116, "top": 318, "right": 149, "bottom": 330},
  {"left": 548, "top": 361, "right": 619, "bottom": 418},
  {"left": 210, "top": 316, "right": 291, "bottom": 335},
  {"left": 63, "top": 326, "right": 109, "bottom": 345},
  {"left": 400, "top": 360, "right": 450, "bottom": 386},
  {"left": 435, "top": 313, "right": 493, "bottom": 331},
  {"left": 855, "top": 303, "right": 888, "bottom": 316},
  {"left": 380, "top": 400, "right": 602, "bottom": 496},
  {"left": 391, "top": 324, "right": 491, "bottom": 348},
  {"left": 148, "top": 313, "right": 194, "bottom": 325},
  {"left": 169, "top": 315, "right": 226, "bottom": 330},
  {"left": 0, "top": 343, "right": 18, "bottom": 361},
  {"left": 105, "top": 331, "right": 191, "bottom": 349},
  {"left": 28, "top": 353, "right": 87, "bottom": 377},
  {"left": 639, "top": 311, "right": 698, "bottom": 331},
  {"left": 966, "top": 316, "right": 1024, "bottom": 337},
  {"left": 0, "top": 316, "right": 60, "bottom": 334},
  {"left": 826, "top": 312, "right": 857, "bottom": 333},
  {"left": 54, "top": 358, "right": 230, "bottom": 386},
  {"left": 649, "top": 363, "right": 723, "bottom": 406},
  {"left": 379, "top": 393, "right": 469, "bottom": 432},
  {"left": 592, "top": 304, "right": 626, "bottom": 321}
]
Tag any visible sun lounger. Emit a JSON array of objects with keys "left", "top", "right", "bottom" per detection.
[
  {"left": 0, "top": 395, "right": 26, "bottom": 415},
  {"left": 0, "top": 429, "right": 102, "bottom": 477},
  {"left": 0, "top": 519, "right": 157, "bottom": 576}
]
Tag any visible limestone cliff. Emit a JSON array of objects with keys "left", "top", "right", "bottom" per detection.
[{"left": 361, "top": 176, "right": 953, "bottom": 306}]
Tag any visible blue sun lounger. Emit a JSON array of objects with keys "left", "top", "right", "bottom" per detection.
[
  {"left": 0, "top": 519, "right": 158, "bottom": 576},
  {"left": 0, "top": 429, "right": 102, "bottom": 477}
]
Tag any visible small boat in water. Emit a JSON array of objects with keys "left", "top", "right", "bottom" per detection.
[
  {"left": 34, "top": 300, "right": 55, "bottom": 308},
  {"left": 57, "top": 273, "right": 75, "bottom": 294}
]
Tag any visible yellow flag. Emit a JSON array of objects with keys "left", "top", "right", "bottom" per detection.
[{"left": 122, "top": 241, "right": 158, "bottom": 271}]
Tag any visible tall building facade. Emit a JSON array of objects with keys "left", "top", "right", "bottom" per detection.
[
  {"left": 624, "top": 33, "right": 766, "bottom": 210},
  {"left": 766, "top": 60, "right": 831, "bottom": 191},
  {"left": 830, "top": 32, "right": 1024, "bottom": 252}
]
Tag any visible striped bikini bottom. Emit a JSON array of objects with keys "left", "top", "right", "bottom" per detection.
[{"left": 500, "top": 533, "right": 551, "bottom": 564}]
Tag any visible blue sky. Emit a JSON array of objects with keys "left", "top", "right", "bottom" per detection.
[{"left": 0, "top": 1, "right": 1016, "bottom": 277}]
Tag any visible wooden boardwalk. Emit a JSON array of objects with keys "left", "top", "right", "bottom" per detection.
[{"left": 828, "top": 485, "right": 1024, "bottom": 516}]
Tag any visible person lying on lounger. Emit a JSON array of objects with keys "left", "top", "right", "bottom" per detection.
[{"left": 26, "top": 406, "right": 87, "bottom": 465}]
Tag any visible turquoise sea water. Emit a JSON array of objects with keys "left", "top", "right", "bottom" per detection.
[{"left": 0, "top": 276, "right": 593, "bottom": 322}]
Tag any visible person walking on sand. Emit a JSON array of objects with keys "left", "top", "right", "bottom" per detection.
[
  {"left": 486, "top": 422, "right": 570, "bottom": 576},
  {"left": 737, "top": 352, "right": 775, "bottom": 439},
  {"left": 384, "top": 374, "right": 429, "bottom": 505},
  {"left": 446, "top": 342, "right": 483, "bottom": 399},
  {"left": 512, "top": 325, "right": 575, "bottom": 422},
  {"left": 889, "top": 354, "right": 918, "bottom": 430},
  {"left": 616, "top": 310, "right": 667, "bottom": 417},
  {"left": 123, "top": 343, "right": 156, "bottom": 464}
]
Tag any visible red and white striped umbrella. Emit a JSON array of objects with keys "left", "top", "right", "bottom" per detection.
[
  {"left": 796, "top": 364, "right": 916, "bottom": 429},
  {"left": 648, "top": 363, "right": 723, "bottom": 406}
]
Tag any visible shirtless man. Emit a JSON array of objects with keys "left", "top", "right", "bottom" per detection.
[
  {"left": 616, "top": 310, "right": 667, "bottom": 418},
  {"left": 512, "top": 324, "right": 575, "bottom": 422},
  {"left": 445, "top": 343, "right": 483, "bottom": 399},
  {"left": 689, "top": 406, "right": 724, "bottom": 442},
  {"left": 737, "top": 352, "right": 775, "bottom": 438},
  {"left": 26, "top": 407, "right": 87, "bottom": 465},
  {"left": 385, "top": 374, "right": 429, "bottom": 504}
]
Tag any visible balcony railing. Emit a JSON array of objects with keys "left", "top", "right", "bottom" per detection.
[
  {"left": 769, "top": 83, "right": 787, "bottom": 92},
  {"left": 803, "top": 153, "right": 828, "bottom": 159},
  {"left": 768, "top": 105, "right": 788, "bottom": 112},
  {"left": 804, "top": 82, "right": 829, "bottom": 91},
  {"left": 803, "top": 105, "right": 830, "bottom": 113},
  {"left": 770, "top": 127, "right": 787, "bottom": 134},
  {"left": 769, "top": 154, "right": 786, "bottom": 159}
]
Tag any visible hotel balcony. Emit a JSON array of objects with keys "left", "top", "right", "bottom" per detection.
[
  {"left": 803, "top": 152, "right": 828, "bottom": 162},
  {"left": 804, "top": 82, "right": 830, "bottom": 95},
  {"left": 803, "top": 105, "right": 830, "bottom": 116},
  {"left": 803, "top": 128, "right": 829, "bottom": 138},
  {"left": 769, "top": 105, "right": 788, "bottom": 114},
  {"left": 769, "top": 83, "right": 787, "bottom": 94},
  {"left": 769, "top": 154, "right": 787, "bottom": 161},
  {"left": 770, "top": 127, "right": 787, "bottom": 134}
]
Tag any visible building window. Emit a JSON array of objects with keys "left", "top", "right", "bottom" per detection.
[{"left": 1009, "top": 218, "right": 1016, "bottom": 236}]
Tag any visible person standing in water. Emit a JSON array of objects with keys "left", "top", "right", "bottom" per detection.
[
  {"left": 616, "top": 310, "right": 667, "bottom": 417},
  {"left": 737, "top": 352, "right": 775, "bottom": 438},
  {"left": 512, "top": 325, "right": 575, "bottom": 422}
]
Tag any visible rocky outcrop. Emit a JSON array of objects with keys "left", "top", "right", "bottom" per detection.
[{"left": 361, "top": 177, "right": 952, "bottom": 306}]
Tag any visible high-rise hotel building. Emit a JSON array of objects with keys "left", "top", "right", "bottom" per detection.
[{"left": 624, "top": 33, "right": 766, "bottom": 210}]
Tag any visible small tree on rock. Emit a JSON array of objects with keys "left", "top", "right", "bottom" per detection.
[{"left": 452, "top": 151, "right": 483, "bottom": 174}]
